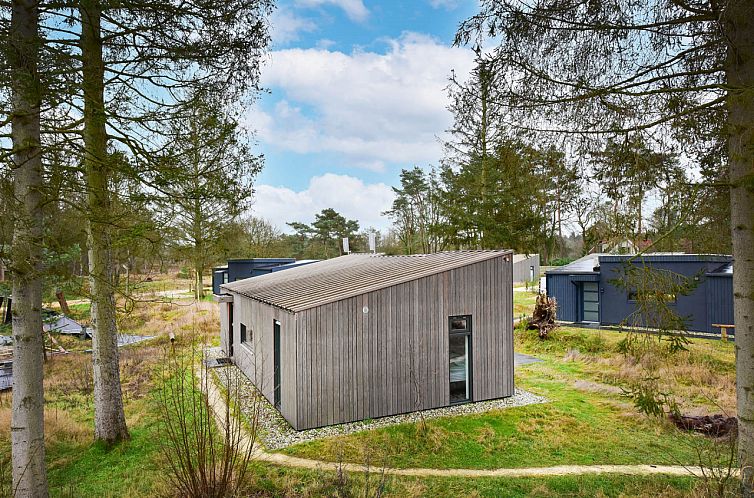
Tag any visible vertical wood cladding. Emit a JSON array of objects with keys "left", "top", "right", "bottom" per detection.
[{"left": 229, "top": 253, "right": 513, "bottom": 430}]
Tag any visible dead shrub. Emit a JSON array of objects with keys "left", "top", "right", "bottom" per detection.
[
  {"left": 310, "top": 446, "right": 389, "bottom": 498},
  {"left": 156, "top": 343, "right": 259, "bottom": 498},
  {"left": 679, "top": 427, "right": 740, "bottom": 498}
]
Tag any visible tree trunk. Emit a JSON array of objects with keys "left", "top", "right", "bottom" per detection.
[
  {"left": 80, "top": 0, "right": 129, "bottom": 444},
  {"left": 55, "top": 289, "right": 70, "bottom": 315},
  {"left": 724, "top": 3, "right": 754, "bottom": 495},
  {"left": 9, "top": 0, "right": 49, "bottom": 494}
]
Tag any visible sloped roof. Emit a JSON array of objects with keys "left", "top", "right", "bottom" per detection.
[{"left": 221, "top": 250, "right": 512, "bottom": 312}]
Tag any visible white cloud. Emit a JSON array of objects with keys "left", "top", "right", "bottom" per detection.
[
  {"left": 251, "top": 173, "right": 395, "bottom": 231},
  {"left": 295, "top": 0, "right": 369, "bottom": 22},
  {"left": 270, "top": 8, "right": 318, "bottom": 46},
  {"left": 428, "top": 0, "right": 460, "bottom": 10},
  {"left": 250, "top": 32, "right": 475, "bottom": 169}
]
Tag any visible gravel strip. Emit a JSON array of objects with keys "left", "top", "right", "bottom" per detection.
[{"left": 206, "top": 347, "right": 548, "bottom": 451}]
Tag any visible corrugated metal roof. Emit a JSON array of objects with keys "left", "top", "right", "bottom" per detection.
[
  {"left": 545, "top": 253, "right": 605, "bottom": 274},
  {"left": 221, "top": 250, "right": 512, "bottom": 312}
]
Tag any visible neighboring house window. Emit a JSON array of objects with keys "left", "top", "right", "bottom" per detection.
[
  {"left": 628, "top": 290, "right": 677, "bottom": 303},
  {"left": 240, "top": 323, "right": 246, "bottom": 343},
  {"left": 223, "top": 273, "right": 228, "bottom": 284}
]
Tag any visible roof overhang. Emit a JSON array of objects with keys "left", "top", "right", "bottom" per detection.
[{"left": 213, "top": 294, "right": 233, "bottom": 303}]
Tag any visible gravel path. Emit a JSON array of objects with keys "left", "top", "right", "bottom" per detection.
[
  {"left": 211, "top": 360, "right": 547, "bottom": 450},
  {"left": 200, "top": 367, "right": 712, "bottom": 479}
]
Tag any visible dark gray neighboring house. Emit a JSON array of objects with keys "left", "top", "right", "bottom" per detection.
[
  {"left": 216, "top": 250, "right": 514, "bottom": 430},
  {"left": 212, "top": 258, "right": 321, "bottom": 295},
  {"left": 546, "top": 253, "right": 733, "bottom": 334}
]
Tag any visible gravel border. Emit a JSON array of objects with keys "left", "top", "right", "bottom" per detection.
[{"left": 207, "top": 348, "right": 548, "bottom": 451}]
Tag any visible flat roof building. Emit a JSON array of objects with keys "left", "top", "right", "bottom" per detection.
[{"left": 546, "top": 253, "right": 733, "bottom": 334}]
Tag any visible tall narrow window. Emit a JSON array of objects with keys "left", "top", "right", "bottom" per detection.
[
  {"left": 228, "top": 302, "right": 234, "bottom": 357},
  {"left": 273, "top": 320, "right": 281, "bottom": 409},
  {"left": 448, "top": 315, "right": 472, "bottom": 404},
  {"left": 240, "top": 323, "right": 246, "bottom": 343}
]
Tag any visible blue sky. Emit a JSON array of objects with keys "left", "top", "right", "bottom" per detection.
[{"left": 248, "top": 0, "right": 479, "bottom": 231}]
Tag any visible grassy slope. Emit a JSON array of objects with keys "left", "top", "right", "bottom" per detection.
[
  {"left": 0, "top": 299, "right": 727, "bottom": 497},
  {"left": 281, "top": 327, "right": 733, "bottom": 471}
]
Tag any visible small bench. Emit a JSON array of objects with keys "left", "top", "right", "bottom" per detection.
[{"left": 711, "top": 324, "right": 735, "bottom": 342}]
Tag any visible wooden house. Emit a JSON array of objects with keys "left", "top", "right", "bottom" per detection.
[{"left": 217, "top": 250, "right": 514, "bottom": 430}]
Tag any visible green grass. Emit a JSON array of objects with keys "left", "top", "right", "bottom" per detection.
[
  {"left": 249, "top": 462, "right": 699, "bottom": 497},
  {"left": 513, "top": 290, "right": 538, "bottom": 317},
  {"left": 1, "top": 298, "right": 731, "bottom": 497},
  {"left": 393, "top": 474, "right": 697, "bottom": 497},
  {"left": 280, "top": 326, "right": 731, "bottom": 471},
  {"left": 280, "top": 370, "right": 704, "bottom": 470},
  {"left": 47, "top": 424, "right": 163, "bottom": 497}
]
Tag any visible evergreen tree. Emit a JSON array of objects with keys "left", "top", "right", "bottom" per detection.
[
  {"left": 156, "top": 96, "right": 261, "bottom": 299},
  {"left": 456, "top": 2, "right": 754, "bottom": 490}
]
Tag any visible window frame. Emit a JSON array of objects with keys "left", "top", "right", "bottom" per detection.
[{"left": 448, "top": 314, "right": 473, "bottom": 405}]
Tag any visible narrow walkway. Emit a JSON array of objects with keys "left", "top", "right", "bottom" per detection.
[{"left": 201, "top": 368, "right": 708, "bottom": 479}]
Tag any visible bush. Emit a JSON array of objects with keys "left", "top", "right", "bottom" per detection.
[
  {"left": 621, "top": 376, "right": 679, "bottom": 418},
  {"left": 156, "top": 345, "right": 259, "bottom": 498}
]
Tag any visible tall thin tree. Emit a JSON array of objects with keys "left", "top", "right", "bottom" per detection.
[{"left": 7, "top": 0, "right": 49, "bottom": 493}]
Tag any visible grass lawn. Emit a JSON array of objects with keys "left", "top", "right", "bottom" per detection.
[
  {"left": 0, "top": 296, "right": 734, "bottom": 497},
  {"left": 281, "top": 326, "right": 734, "bottom": 473},
  {"left": 513, "top": 290, "right": 538, "bottom": 317}
]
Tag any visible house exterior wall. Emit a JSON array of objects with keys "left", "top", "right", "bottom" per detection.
[
  {"left": 547, "top": 255, "right": 733, "bottom": 334},
  {"left": 546, "top": 273, "right": 599, "bottom": 322},
  {"left": 598, "top": 258, "right": 726, "bottom": 333},
  {"left": 513, "top": 254, "right": 540, "bottom": 284},
  {"left": 293, "top": 254, "right": 513, "bottom": 430},
  {"left": 226, "top": 296, "right": 298, "bottom": 425},
  {"left": 227, "top": 259, "right": 295, "bottom": 282},
  {"left": 219, "top": 301, "right": 230, "bottom": 354},
  {"left": 706, "top": 275, "right": 734, "bottom": 330},
  {"left": 212, "top": 267, "right": 228, "bottom": 296}
]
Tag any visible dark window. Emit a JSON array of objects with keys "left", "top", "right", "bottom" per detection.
[
  {"left": 228, "top": 303, "right": 234, "bottom": 357},
  {"left": 628, "top": 290, "right": 677, "bottom": 303},
  {"left": 450, "top": 317, "right": 469, "bottom": 331},
  {"left": 448, "top": 315, "right": 472, "bottom": 404},
  {"left": 240, "top": 323, "right": 246, "bottom": 343},
  {"left": 273, "top": 320, "right": 281, "bottom": 409}
]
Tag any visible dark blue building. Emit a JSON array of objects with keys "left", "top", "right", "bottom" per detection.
[
  {"left": 545, "top": 254, "right": 733, "bottom": 334},
  {"left": 212, "top": 258, "right": 320, "bottom": 295}
]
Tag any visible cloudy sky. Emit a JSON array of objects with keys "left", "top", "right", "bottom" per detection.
[{"left": 248, "top": 0, "right": 478, "bottom": 231}]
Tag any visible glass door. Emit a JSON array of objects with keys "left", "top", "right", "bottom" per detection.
[
  {"left": 449, "top": 315, "right": 472, "bottom": 404},
  {"left": 582, "top": 282, "right": 600, "bottom": 322},
  {"left": 273, "top": 320, "right": 281, "bottom": 409}
]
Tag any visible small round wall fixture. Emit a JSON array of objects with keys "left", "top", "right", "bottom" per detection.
[{"left": 362, "top": 306, "right": 369, "bottom": 314}]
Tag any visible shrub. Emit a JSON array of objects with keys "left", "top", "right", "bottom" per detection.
[
  {"left": 621, "top": 376, "right": 679, "bottom": 418},
  {"left": 156, "top": 345, "right": 259, "bottom": 498}
]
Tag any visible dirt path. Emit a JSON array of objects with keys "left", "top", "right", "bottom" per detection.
[{"left": 201, "top": 369, "right": 710, "bottom": 479}]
